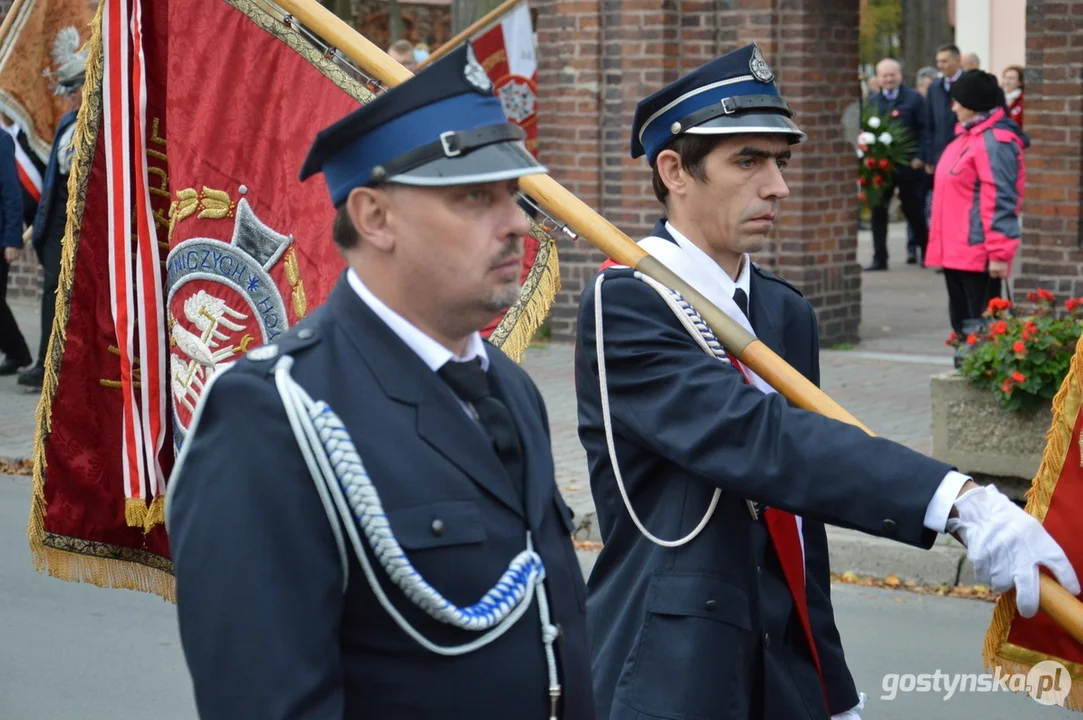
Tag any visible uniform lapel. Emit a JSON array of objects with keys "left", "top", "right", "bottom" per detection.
[
  {"left": 749, "top": 271, "right": 786, "bottom": 359},
  {"left": 486, "top": 355, "right": 552, "bottom": 530},
  {"left": 325, "top": 277, "right": 526, "bottom": 518}
]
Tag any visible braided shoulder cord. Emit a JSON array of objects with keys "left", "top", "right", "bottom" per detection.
[
  {"left": 270, "top": 355, "right": 561, "bottom": 709},
  {"left": 593, "top": 270, "right": 732, "bottom": 548}
]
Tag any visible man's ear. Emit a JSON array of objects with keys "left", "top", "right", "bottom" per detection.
[
  {"left": 346, "top": 187, "right": 394, "bottom": 253},
  {"left": 655, "top": 149, "right": 688, "bottom": 200}
]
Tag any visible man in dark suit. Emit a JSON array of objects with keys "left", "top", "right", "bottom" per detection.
[
  {"left": 576, "top": 44, "right": 1079, "bottom": 720},
  {"left": 166, "top": 44, "right": 593, "bottom": 720},
  {"left": 863, "top": 58, "right": 928, "bottom": 270},
  {"left": 924, "top": 44, "right": 963, "bottom": 174},
  {"left": 16, "top": 37, "right": 85, "bottom": 390},
  {"left": 0, "top": 130, "right": 31, "bottom": 375}
]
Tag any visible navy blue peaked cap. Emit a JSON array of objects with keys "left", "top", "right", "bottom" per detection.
[
  {"left": 631, "top": 43, "right": 806, "bottom": 165},
  {"left": 300, "top": 42, "right": 545, "bottom": 205}
]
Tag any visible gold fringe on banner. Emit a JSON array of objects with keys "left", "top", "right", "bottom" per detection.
[
  {"left": 487, "top": 224, "right": 560, "bottom": 364},
  {"left": 982, "top": 334, "right": 1083, "bottom": 712},
  {"left": 25, "top": 3, "right": 178, "bottom": 604},
  {"left": 27, "top": 0, "right": 105, "bottom": 575},
  {"left": 125, "top": 498, "right": 148, "bottom": 528}
]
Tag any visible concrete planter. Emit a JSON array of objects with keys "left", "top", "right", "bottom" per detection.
[{"left": 930, "top": 372, "right": 1052, "bottom": 498}]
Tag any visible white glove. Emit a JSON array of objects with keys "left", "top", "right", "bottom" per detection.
[
  {"left": 946, "top": 485, "right": 1080, "bottom": 617},
  {"left": 831, "top": 691, "right": 867, "bottom": 719}
]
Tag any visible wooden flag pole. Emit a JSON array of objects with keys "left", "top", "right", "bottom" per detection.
[
  {"left": 270, "top": 0, "right": 1083, "bottom": 641},
  {"left": 0, "top": 0, "right": 27, "bottom": 49},
  {"left": 417, "top": 0, "right": 523, "bottom": 70}
]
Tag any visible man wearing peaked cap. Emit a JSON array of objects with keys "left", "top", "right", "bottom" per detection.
[
  {"left": 574, "top": 43, "right": 1078, "bottom": 720},
  {"left": 167, "top": 43, "right": 594, "bottom": 720}
]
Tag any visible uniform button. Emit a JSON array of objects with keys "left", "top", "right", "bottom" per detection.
[
  {"left": 882, "top": 519, "right": 897, "bottom": 535},
  {"left": 298, "top": 328, "right": 314, "bottom": 340},
  {"left": 431, "top": 518, "right": 445, "bottom": 536},
  {"left": 704, "top": 600, "right": 717, "bottom": 612},
  {"left": 764, "top": 632, "right": 771, "bottom": 648}
]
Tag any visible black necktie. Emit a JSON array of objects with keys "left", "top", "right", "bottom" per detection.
[
  {"left": 731, "top": 288, "right": 764, "bottom": 518},
  {"left": 733, "top": 287, "right": 749, "bottom": 319},
  {"left": 438, "top": 358, "right": 524, "bottom": 499}
]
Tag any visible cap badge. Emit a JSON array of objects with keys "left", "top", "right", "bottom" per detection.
[
  {"left": 749, "top": 45, "right": 775, "bottom": 83},
  {"left": 464, "top": 45, "right": 493, "bottom": 94}
]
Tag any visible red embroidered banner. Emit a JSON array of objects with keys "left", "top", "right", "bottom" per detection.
[
  {"left": 29, "top": 0, "right": 364, "bottom": 599},
  {"left": 984, "top": 338, "right": 1083, "bottom": 710},
  {"left": 30, "top": 0, "right": 562, "bottom": 600}
]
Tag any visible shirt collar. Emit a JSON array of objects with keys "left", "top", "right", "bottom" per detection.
[
  {"left": 346, "top": 268, "right": 489, "bottom": 372},
  {"left": 664, "top": 221, "right": 752, "bottom": 303},
  {"left": 883, "top": 88, "right": 899, "bottom": 100}
]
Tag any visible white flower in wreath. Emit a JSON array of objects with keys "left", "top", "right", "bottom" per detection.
[
  {"left": 878, "top": 131, "right": 893, "bottom": 146},
  {"left": 858, "top": 131, "right": 876, "bottom": 146},
  {"left": 867, "top": 116, "right": 882, "bottom": 129},
  {"left": 857, "top": 148, "right": 865, "bottom": 158}
]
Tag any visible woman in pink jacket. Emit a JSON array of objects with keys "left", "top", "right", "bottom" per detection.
[{"left": 925, "top": 70, "right": 1029, "bottom": 338}]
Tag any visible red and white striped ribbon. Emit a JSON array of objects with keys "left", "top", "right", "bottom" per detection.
[
  {"left": 130, "top": 0, "right": 166, "bottom": 498},
  {"left": 103, "top": 0, "right": 147, "bottom": 510}
]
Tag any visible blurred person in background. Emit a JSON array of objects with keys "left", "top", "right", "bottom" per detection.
[{"left": 925, "top": 71, "right": 1029, "bottom": 363}]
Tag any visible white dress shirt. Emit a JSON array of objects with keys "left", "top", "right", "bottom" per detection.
[
  {"left": 346, "top": 268, "right": 487, "bottom": 418},
  {"left": 664, "top": 222, "right": 970, "bottom": 534}
]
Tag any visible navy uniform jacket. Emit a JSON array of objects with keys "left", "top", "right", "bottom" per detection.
[
  {"left": 575, "top": 225, "right": 955, "bottom": 719},
  {"left": 30, "top": 109, "right": 77, "bottom": 255},
  {"left": 168, "top": 275, "right": 594, "bottom": 719}
]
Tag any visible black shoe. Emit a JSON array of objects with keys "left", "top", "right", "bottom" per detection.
[
  {"left": 17, "top": 365, "right": 44, "bottom": 389},
  {"left": 906, "top": 254, "right": 917, "bottom": 265},
  {"left": 863, "top": 262, "right": 888, "bottom": 271},
  {"left": 0, "top": 355, "right": 32, "bottom": 376}
]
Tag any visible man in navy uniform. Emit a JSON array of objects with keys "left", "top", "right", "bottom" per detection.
[
  {"left": 863, "top": 58, "right": 928, "bottom": 270},
  {"left": 575, "top": 44, "right": 1078, "bottom": 720},
  {"left": 166, "top": 43, "right": 593, "bottom": 720}
]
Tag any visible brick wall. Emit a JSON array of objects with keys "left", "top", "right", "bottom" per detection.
[
  {"left": 1014, "top": 0, "right": 1083, "bottom": 301},
  {"left": 535, "top": 0, "right": 863, "bottom": 344}
]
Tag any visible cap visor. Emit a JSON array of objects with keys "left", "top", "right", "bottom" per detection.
[
  {"left": 684, "top": 112, "right": 807, "bottom": 143},
  {"left": 388, "top": 141, "right": 547, "bottom": 187}
]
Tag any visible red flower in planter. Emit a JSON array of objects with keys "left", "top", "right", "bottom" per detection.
[
  {"left": 873, "top": 175, "right": 884, "bottom": 187},
  {"left": 878, "top": 158, "right": 891, "bottom": 171},
  {"left": 1012, "top": 370, "right": 1027, "bottom": 384},
  {"left": 945, "top": 332, "right": 960, "bottom": 346},
  {"left": 1013, "top": 340, "right": 1027, "bottom": 354},
  {"left": 967, "top": 333, "right": 979, "bottom": 346},
  {"left": 1067, "top": 298, "right": 1080, "bottom": 312},
  {"left": 1002, "top": 378, "right": 1014, "bottom": 394},
  {"left": 859, "top": 176, "right": 868, "bottom": 186},
  {"left": 1039, "top": 288, "right": 1055, "bottom": 302},
  {"left": 986, "top": 297, "right": 1012, "bottom": 315},
  {"left": 865, "top": 157, "right": 876, "bottom": 170},
  {"left": 990, "top": 320, "right": 1008, "bottom": 336}
]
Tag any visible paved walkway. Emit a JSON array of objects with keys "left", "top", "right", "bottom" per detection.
[{"left": 2, "top": 224, "right": 973, "bottom": 583}]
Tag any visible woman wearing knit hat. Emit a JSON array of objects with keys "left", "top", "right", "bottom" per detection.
[{"left": 925, "top": 70, "right": 1030, "bottom": 361}]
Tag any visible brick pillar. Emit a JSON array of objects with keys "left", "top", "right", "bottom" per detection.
[
  {"left": 763, "top": 0, "right": 862, "bottom": 345},
  {"left": 536, "top": 0, "right": 861, "bottom": 344},
  {"left": 1014, "top": 0, "right": 1083, "bottom": 300}
]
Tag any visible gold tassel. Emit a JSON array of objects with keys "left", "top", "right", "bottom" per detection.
[
  {"left": 982, "top": 332, "right": 1083, "bottom": 702},
  {"left": 125, "top": 498, "right": 148, "bottom": 528},
  {"left": 28, "top": 0, "right": 106, "bottom": 573},
  {"left": 143, "top": 494, "right": 166, "bottom": 532},
  {"left": 488, "top": 226, "right": 561, "bottom": 364}
]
